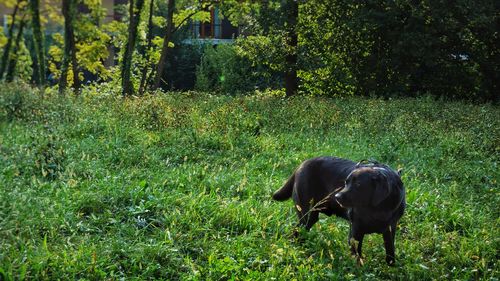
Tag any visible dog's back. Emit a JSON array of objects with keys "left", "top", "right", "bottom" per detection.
[
  {"left": 293, "top": 157, "right": 356, "bottom": 216},
  {"left": 273, "top": 157, "right": 357, "bottom": 222}
]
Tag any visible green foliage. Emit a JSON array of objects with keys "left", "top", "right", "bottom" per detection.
[
  {"left": 0, "top": 83, "right": 499, "bottom": 279},
  {"left": 0, "top": 84, "right": 26, "bottom": 121},
  {"left": 4, "top": 34, "right": 32, "bottom": 82},
  {"left": 195, "top": 44, "right": 271, "bottom": 94},
  {"left": 223, "top": 0, "right": 498, "bottom": 100},
  {"left": 74, "top": 16, "right": 112, "bottom": 80},
  {"left": 174, "top": 6, "right": 210, "bottom": 26},
  {"left": 0, "top": 27, "right": 7, "bottom": 48},
  {"left": 236, "top": 36, "right": 284, "bottom": 72},
  {"left": 0, "top": 82, "right": 78, "bottom": 122},
  {"left": 82, "top": 0, "right": 107, "bottom": 24},
  {"left": 3, "top": 0, "right": 498, "bottom": 100},
  {"left": 46, "top": 0, "right": 112, "bottom": 84},
  {"left": 298, "top": 0, "right": 499, "bottom": 100},
  {"left": 162, "top": 43, "right": 203, "bottom": 90},
  {"left": 30, "top": 129, "right": 66, "bottom": 180},
  {"left": 192, "top": 36, "right": 285, "bottom": 93},
  {"left": 48, "top": 33, "right": 64, "bottom": 78}
]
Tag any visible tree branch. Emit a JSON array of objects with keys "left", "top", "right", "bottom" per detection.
[{"left": 171, "top": 10, "right": 199, "bottom": 34}]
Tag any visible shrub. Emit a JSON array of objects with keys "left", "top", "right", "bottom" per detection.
[
  {"left": 234, "top": 36, "right": 283, "bottom": 90},
  {"left": 195, "top": 44, "right": 255, "bottom": 94},
  {"left": 165, "top": 44, "right": 204, "bottom": 91},
  {"left": 0, "top": 83, "right": 32, "bottom": 121}
]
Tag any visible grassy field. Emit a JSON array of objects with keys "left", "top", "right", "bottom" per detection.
[{"left": 0, "top": 83, "right": 498, "bottom": 280}]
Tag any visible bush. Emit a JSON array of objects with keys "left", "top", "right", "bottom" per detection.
[
  {"left": 0, "top": 86, "right": 24, "bottom": 122},
  {"left": 234, "top": 36, "right": 283, "bottom": 90},
  {"left": 0, "top": 82, "right": 78, "bottom": 123},
  {"left": 164, "top": 44, "right": 204, "bottom": 90},
  {"left": 195, "top": 44, "right": 256, "bottom": 94}
]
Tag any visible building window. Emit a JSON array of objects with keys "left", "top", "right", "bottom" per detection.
[{"left": 192, "top": 7, "right": 238, "bottom": 40}]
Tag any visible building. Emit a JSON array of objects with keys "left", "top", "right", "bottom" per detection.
[{"left": 186, "top": 6, "right": 239, "bottom": 45}]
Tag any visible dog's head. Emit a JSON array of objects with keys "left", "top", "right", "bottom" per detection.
[{"left": 335, "top": 166, "right": 393, "bottom": 208}]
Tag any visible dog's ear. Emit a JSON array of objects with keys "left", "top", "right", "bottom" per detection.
[
  {"left": 397, "top": 168, "right": 403, "bottom": 176},
  {"left": 371, "top": 172, "right": 391, "bottom": 206}
]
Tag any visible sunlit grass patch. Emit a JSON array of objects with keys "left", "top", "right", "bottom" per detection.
[{"left": 0, "top": 84, "right": 498, "bottom": 279}]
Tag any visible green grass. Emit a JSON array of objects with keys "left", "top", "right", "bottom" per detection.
[{"left": 0, "top": 83, "right": 499, "bottom": 280}]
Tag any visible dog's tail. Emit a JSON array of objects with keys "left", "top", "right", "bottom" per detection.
[{"left": 272, "top": 173, "right": 295, "bottom": 201}]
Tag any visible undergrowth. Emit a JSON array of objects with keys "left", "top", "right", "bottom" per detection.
[{"left": 0, "top": 83, "right": 498, "bottom": 280}]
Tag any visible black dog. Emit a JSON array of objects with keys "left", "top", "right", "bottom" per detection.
[{"left": 272, "top": 157, "right": 405, "bottom": 265}]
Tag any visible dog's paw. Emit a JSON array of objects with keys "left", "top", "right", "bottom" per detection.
[
  {"left": 386, "top": 256, "right": 395, "bottom": 266},
  {"left": 357, "top": 256, "right": 364, "bottom": 266}
]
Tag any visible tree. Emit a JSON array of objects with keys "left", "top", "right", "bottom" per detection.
[
  {"left": 151, "top": 0, "right": 174, "bottom": 90},
  {"left": 5, "top": 16, "right": 27, "bottom": 82},
  {"left": 138, "top": 0, "right": 155, "bottom": 95},
  {"left": 48, "top": 0, "right": 111, "bottom": 84},
  {"left": 297, "top": 0, "right": 498, "bottom": 100},
  {"left": 29, "top": 0, "right": 45, "bottom": 86},
  {"left": 218, "top": 0, "right": 299, "bottom": 95},
  {"left": 121, "top": 0, "right": 146, "bottom": 96},
  {"left": 150, "top": 0, "right": 214, "bottom": 91},
  {"left": 59, "top": 0, "right": 80, "bottom": 94},
  {"left": 283, "top": 0, "right": 298, "bottom": 96},
  {"left": 0, "top": 0, "right": 23, "bottom": 80}
]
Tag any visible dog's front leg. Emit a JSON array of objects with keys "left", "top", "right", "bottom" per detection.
[
  {"left": 349, "top": 225, "right": 364, "bottom": 264},
  {"left": 382, "top": 224, "right": 396, "bottom": 265}
]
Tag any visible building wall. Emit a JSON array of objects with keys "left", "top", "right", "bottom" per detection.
[
  {"left": 0, "top": 3, "right": 14, "bottom": 30},
  {"left": 1, "top": 0, "right": 117, "bottom": 68},
  {"left": 0, "top": 0, "right": 115, "bottom": 32}
]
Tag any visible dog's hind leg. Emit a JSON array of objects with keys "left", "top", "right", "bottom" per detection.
[
  {"left": 293, "top": 208, "right": 319, "bottom": 237},
  {"left": 300, "top": 210, "right": 319, "bottom": 231}
]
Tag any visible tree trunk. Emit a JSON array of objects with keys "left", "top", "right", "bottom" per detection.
[
  {"left": 59, "top": 0, "right": 80, "bottom": 94},
  {"left": 31, "top": 39, "right": 39, "bottom": 84},
  {"left": 152, "top": 0, "right": 175, "bottom": 90},
  {"left": 283, "top": 0, "right": 298, "bottom": 97},
  {"left": 5, "top": 17, "right": 26, "bottom": 82},
  {"left": 70, "top": 10, "right": 80, "bottom": 93},
  {"left": 29, "top": 0, "right": 45, "bottom": 86},
  {"left": 121, "top": 0, "right": 145, "bottom": 97},
  {"left": 138, "top": 0, "right": 155, "bottom": 95},
  {"left": 59, "top": 0, "right": 69, "bottom": 93},
  {"left": 0, "top": 0, "right": 21, "bottom": 80}
]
